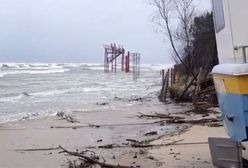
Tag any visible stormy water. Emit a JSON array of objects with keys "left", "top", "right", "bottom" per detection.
[{"left": 0, "top": 63, "right": 172, "bottom": 123}]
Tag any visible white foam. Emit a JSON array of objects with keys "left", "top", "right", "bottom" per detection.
[
  {"left": 0, "top": 89, "right": 73, "bottom": 103},
  {"left": 141, "top": 64, "right": 174, "bottom": 71},
  {"left": 0, "top": 94, "right": 25, "bottom": 103},
  {"left": 0, "top": 62, "right": 164, "bottom": 124},
  {"left": 89, "top": 66, "right": 104, "bottom": 70},
  {"left": 0, "top": 63, "right": 106, "bottom": 72},
  {"left": 30, "top": 89, "right": 70, "bottom": 97},
  {"left": 0, "top": 63, "right": 64, "bottom": 70},
  {"left": 0, "top": 69, "right": 69, "bottom": 78},
  {"left": 82, "top": 87, "right": 110, "bottom": 92},
  {"left": 0, "top": 86, "right": 108, "bottom": 103}
]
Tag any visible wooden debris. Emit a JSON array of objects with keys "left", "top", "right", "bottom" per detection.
[
  {"left": 176, "top": 76, "right": 197, "bottom": 102},
  {"left": 184, "top": 108, "right": 218, "bottom": 115},
  {"left": 97, "top": 139, "right": 103, "bottom": 143},
  {"left": 126, "top": 139, "right": 141, "bottom": 144},
  {"left": 193, "top": 101, "right": 218, "bottom": 110},
  {"left": 137, "top": 112, "right": 185, "bottom": 120},
  {"left": 16, "top": 141, "right": 209, "bottom": 155},
  {"left": 59, "top": 146, "right": 133, "bottom": 168},
  {"left": 50, "top": 121, "right": 161, "bottom": 129},
  {"left": 137, "top": 110, "right": 221, "bottom": 127},
  {"left": 87, "top": 139, "right": 185, "bottom": 149},
  {"left": 96, "top": 102, "right": 109, "bottom": 106},
  {"left": 165, "top": 118, "right": 221, "bottom": 125},
  {"left": 147, "top": 156, "right": 155, "bottom": 160},
  {"left": 98, "top": 144, "right": 114, "bottom": 149},
  {"left": 88, "top": 124, "right": 101, "bottom": 128},
  {"left": 144, "top": 131, "right": 158, "bottom": 136},
  {"left": 15, "top": 147, "right": 60, "bottom": 152},
  {"left": 194, "top": 74, "right": 217, "bottom": 105},
  {"left": 131, "top": 139, "right": 184, "bottom": 148},
  {"left": 207, "top": 122, "right": 224, "bottom": 127}
]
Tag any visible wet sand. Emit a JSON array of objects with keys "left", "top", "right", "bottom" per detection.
[{"left": 0, "top": 100, "right": 224, "bottom": 168}]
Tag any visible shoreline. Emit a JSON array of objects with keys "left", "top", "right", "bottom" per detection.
[{"left": 0, "top": 100, "right": 224, "bottom": 168}]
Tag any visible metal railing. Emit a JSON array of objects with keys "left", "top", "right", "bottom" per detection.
[{"left": 234, "top": 45, "right": 248, "bottom": 63}]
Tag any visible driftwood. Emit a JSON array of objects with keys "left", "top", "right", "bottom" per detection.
[
  {"left": 165, "top": 118, "right": 221, "bottom": 125},
  {"left": 59, "top": 146, "right": 133, "bottom": 168},
  {"left": 88, "top": 124, "right": 101, "bottom": 128},
  {"left": 144, "top": 131, "right": 158, "bottom": 136},
  {"left": 15, "top": 147, "right": 60, "bottom": 152},
  {"left": 194, "top": 72, "right": 217, "bottom": 105},
  {"left": 176, "top": 75, "right": 197, "bottom": 102},
  {"left": 50, "top": 121, "right": 160, "bottom": 129},
  {"left": 98, "top": 144, "right": 115, "bottom": 149},
  {"left": 86, "top": 139, "right": 185, "bottom": 150},
  {"left": 131, "top": 139, "right": 184, "bottom": 148},
  {"left": 193, "top": 101, "right": 217, "bottom": 110},
  {"left": 184, "top": 108, "right": 218, "bottom": 115},
  {"left": 96, "top": 102, "right": 109, "bottom": 106},
  {"left": 98, "top": 139, "right": 210, "bottom": 149},
  {"left": 126, "top": 139, "right": 140, "bottom": 144},
  {"left": 137, "top": 112, "right": 221, "bottom": 126},
  {"left": 137, "top": 112, "right": 185, "bottom": 120},
  {"left": 16, "top": 140, "right": 209, "bottom": 154}
]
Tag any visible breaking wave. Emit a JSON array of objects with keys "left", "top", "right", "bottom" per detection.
[
  {"left": 0, "top": 92, "right": 30, "bottom": 103},
  {"left": 0, "top": 62, "right": 172, "bottom": 124},
  {"left": 0, "top": 63, "right": 62, "bottom": 69},
  {"left": 0, "top": 69, "right": 69, "bottom": 78},
  {"left": 0, "top": 63, "right": 105, "bottom": 78},
  {"left": 0, "top": 86, "right": 111, "bottom": 103}
]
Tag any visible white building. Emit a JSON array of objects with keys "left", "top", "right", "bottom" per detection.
[{"left": 212, "top": 0, "right": 248, "bottom": 64}]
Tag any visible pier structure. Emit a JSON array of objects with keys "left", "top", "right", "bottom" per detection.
[
  {"left": 103, "top": 44, "right": 125, "bottom": 73},
  {"left": 131, "top": 53, "right": 141, "bottom": 80},
  {"left": 103, "top": 43, "right": 141, "bottom": 80}
]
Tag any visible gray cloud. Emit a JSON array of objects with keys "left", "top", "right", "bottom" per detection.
[{"left": 0, "top": 0, "right": 211, "bottom": 63}]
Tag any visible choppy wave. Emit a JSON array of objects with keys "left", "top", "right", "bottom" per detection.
[
  {"left": 0, "top": 86, "right": 111, "bottom": 103},
  {"left": 0, "top": 62, "right": 172, "bottom": 123},
  {"left": 0, "top": 62, "right": 172, "bottom": 72},
  {"left": 0, "top": 63, "right": 105, "bottom": 76},
  {"left": 141, "top": 64, "right": 174, "bottom": 71},
  {"left": 0, "top": 92, "right": 30, "bottom": 103},
  {"left": 0, "top": 69, "right": 69, "bottom": 78},
  {"left": 0, "top": 63, "right": 63, "bottom": 70},
  {"left": 0, "top": 90, "right": 66, "bottom": 103}
]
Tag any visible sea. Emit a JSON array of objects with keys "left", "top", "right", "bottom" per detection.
[{"left": 0, "top": 63, "right": 172, "bottom": 123}]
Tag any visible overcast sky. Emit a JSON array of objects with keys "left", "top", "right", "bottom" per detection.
[{"left": 0, "top": 0, "right": 211, "bottom": 63}]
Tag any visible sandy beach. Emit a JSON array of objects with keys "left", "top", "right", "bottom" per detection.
[
  {"left": 0, "top": 0, "right": 243, "bottom": 167},
  {"left": 0, "top": 98, "right": 224, "bottom": 168}
]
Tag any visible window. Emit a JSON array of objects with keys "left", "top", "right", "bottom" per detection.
[{"left": 212, "top": 0, "right": 225, "bottom": 33}]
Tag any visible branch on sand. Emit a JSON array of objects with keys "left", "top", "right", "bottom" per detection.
[
  {"left": 164, "top": 118, "right": 221, "bottom": 125},
  {"left": 137, "top": 112, "right": 221, "bottom": 126},
  {"left": 137, "top": 112, "right": 185, "bottom": 120},
  {"left": 59, "top": 146, "right": 133, "bottom": 168}
]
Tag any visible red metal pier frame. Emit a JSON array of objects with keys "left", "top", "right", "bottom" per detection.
[
  {"left": 103, "top": 43, "right": 128, "bottom": 73},
  {"left": 103, "top": 44, "right": 140, "bottom": 76},
  {"left": 125, "top": 51, "right": 130, "bottom": 73}
]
